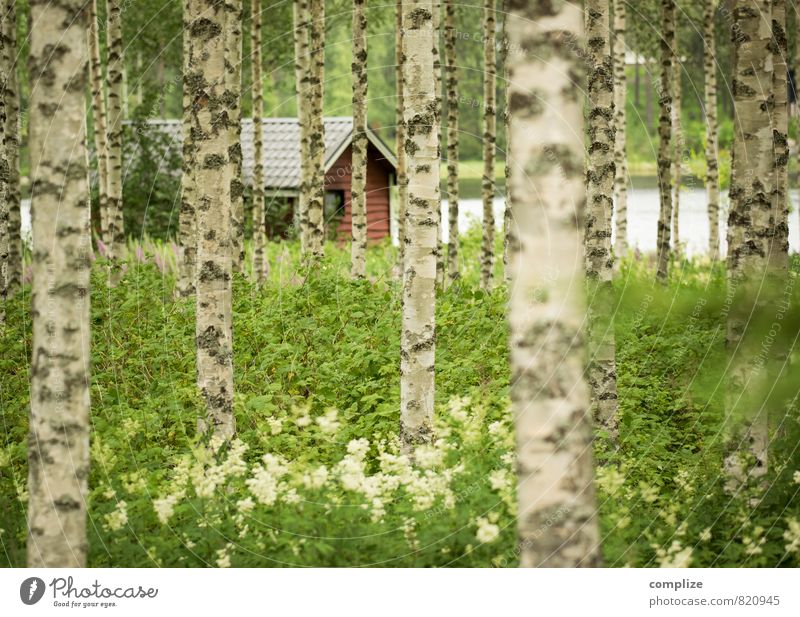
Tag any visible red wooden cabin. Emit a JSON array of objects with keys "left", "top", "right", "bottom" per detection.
[
  {"left": 134, "top": 117, "right": 398, "bottom": 242},
  {"left": 246, "top": 117, "right": 397, "bottom": 241}
]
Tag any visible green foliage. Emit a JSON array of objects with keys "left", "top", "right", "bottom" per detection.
[{"left": 3, "top": 239, "right": 800, "bottom": 567}]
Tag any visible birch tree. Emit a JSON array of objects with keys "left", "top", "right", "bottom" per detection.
[
  {"left": 27, "top": 0, "right": 92, "bottom": 567},
  {"left": 480, "top": 0, "right": 496, "bottom": 292},
  {"left": 188, "top": 0, "right": 236, "bottom": 439},
  {"left": 294, "top": 0, "right": 310, "bottom": 252},
  {"left": 350, "top": 0, "right": 368, "bottom": 279},
  {"left": 179, "top": 0, "right": 197, "bottom": 297},
  {"left": 0, "top": 6, "right": 8, "bottom": 321},
  {"left": 585, "top": 0, "right": 618, "bottom": 440},
  {"left": 444, "top": 0, "right": 459, "bottom": 284},
  {"left": 612, "top": 0, "right": 627, "bottom": 257},
  {"left": 400, "top": 0, "right": 440, "bottom": 451},
  {"left": 501, "top": 9, "right": 513, "bottom": 284},
  {"left": 671, "top": 49, "right": 682, "bottom": 253},
  {"left": 226, "top": 0, "right": 245, "bottom": 272},
  {"left": 704, "top": 0, "right": 720, "bottom": 259},
  {"left": 106, "top": 0, "right": 125, "bottom": 264},
  {"left": 306, "top": 0, "right": 326, "bottom": 260},
  {"left": 725, "top": 0, "right": 773, "bottom": 481},
  {"left": 655, "top": 0, "right": 675, "bottom": 282},
  {"left": 507, "top": 1, "right": 601, "bottom": 568},
  {"left": 433, "top": 0, "right": 444, "bottom": 288},
  {"left": 770, "top": 0, "right": 788, "bottom": 271},
  {"left": 3, "top": 0, "right": 20, "bottom": 296},
  {"left": 88, "top": 0, "right": 110, "bottom": 248},
  {"left": 252, "top": 0, "right": 267, "bottom": 282},
  {"left": 396, "top": 0, "right": 408, "bottom": 270}
]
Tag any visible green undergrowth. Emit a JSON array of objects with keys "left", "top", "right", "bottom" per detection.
[{"left": 1, "top": 239, "right": 800, "bottom": 567}]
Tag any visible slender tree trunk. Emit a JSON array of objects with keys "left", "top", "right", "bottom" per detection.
[
  {"left": 88, "top": 0, "right": 109, "bottom": 247},
  {"left": 350, "top": 0, "right": 368, "bottom": 279},
  {"left": 771, "top": 0, "right": 789, "bottom": 271},
  {"left": 725, "top": 0, "right": 773, "bottom": 482},
  {"left": 444, "top": 0, "right": 459, "bottom": 285},
  {"left": 400, "top": 0, "right": 439, "bottom": 451},
  {"left": 306, "top": 0, "right": 326, "bottom": 260},
  {"left": 226, "top": 0, "right": 245, "bottom": 273},
  {"left": 251, "top": 0, "right": 267, "bottom": 282},
  {"left": 797, "top": 3, "right": 800, "bottom": 223},
  {"left": 106, "top": 0, "right": 125, "bottom": 265},
  {"left": 395, "top": 0, "right": 408, "bottom": 271},
  {"left": 501, "top": 10, "right": 513, "bottom": 285},
  {"left": 507, "top": 2, "right": 601, "bottom": 568},
  {"left": 585, "top": 0, "right": 618, "bottom": 442},
  {"left": 294, "top": 0, "right": 310, "bottom": 252},
  {"left": 433, "top": 0, "right": 444, "bottom": 288},
  {"left": 188, "top": 0, "right": 236, "bottom": 439},
  {"left": 645, "top": 59, "right": 654, "bottom": 132},
  {"left": 612, "top": 0, "right": 627, "bottom": 257},
  {"left": 27, "top": 0, "right": 91, "bottom": 567},
  {"left": 704, "top": 0, "right": 720, "bottom": 259},
  {"left": 671, "top": 52, "right": 682, "bottom": 253},
  {"left": 178, "top": 0, "right": 197, "bottom": 297},
  {"left": 634, "top": 49, "right": 640, "bottom": 107},
  {"left": 655, "top": 0, "right": 675, "bottom": 282},
  {"left": 480, "top": 0, "right": 496, "bottom": 291},
  {"left": 5, "top": 0, "right": 20, "bottom": 296},
  {"left": 0, "top": 2, "right": 8, "bottom": 322},
  {"left": 135, "top": 50, "right": 143, "bottom": 108}
]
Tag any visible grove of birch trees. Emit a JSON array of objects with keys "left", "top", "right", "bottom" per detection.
[{"left": 2, "top": 0, "right": 800, "bottom": 569}]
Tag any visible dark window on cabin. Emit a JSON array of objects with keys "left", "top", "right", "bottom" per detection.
[{"left": 324, "top": 190, "right": 345, "bottom": 238}]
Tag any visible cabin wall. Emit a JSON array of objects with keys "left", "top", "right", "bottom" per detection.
[{"left": 324, "top": 143, "right": 393, "bottom": 240}]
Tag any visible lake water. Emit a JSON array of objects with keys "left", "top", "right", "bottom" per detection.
[
  {"left": 20, "top": 181, "right": 800, "bottom": 258},
  {"left": 445, "top": 182, "right": 800, "bottom": 258}
]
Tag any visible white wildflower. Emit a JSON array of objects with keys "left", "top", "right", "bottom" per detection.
[
  {"left": 414, "top": 444, "right": 444, "bottom": 469},
  {"left": 295, "top": 414, "right": 312, "bottom": 428},
  {"left": 656, "top": 540, "right": 693, "bottom": 568},
  {"left": 346, "top": 438, "right": 370, "bottom": 460},
  {"left": 303, "top": 465, "right": 329, "bottom": 490},
  {"left": 216, "top": 545, "right": 232, "bottom": 568},
  {"left": 316, "top": 408, "right": 341, "bottom": 434},
  {"left": 475, "top": 516, "right": 500, "bottom": 544},
  {"left": 237, "top": 497, "right": 255, "bottom": 513},
  {"left": 246, "top": 454, "right": 289, "bottom": 506},
  {"left": 448, "top": 396, "right": 470, "bottom": 423},
  {"left": 282, "top": 487, "right": 301, "bottom": 505},
  {"left": 699, "top": 527, "right": 712, "bottom": 542},
  {"left": 489, "top": 469, "right": 512, "bottom": 493},
  {"left": 488, "top": 421, "right": 504, "bottom": 437},
  {"left": 784, "top": 518, "right": 800, "bottom": 553},
  {"left": 153, "top": 493, "right": 181, "bottom": 524},
  {"left": 639, "top": 482, "right": 659, "bottom": 504},
  {"left": 105, "top": 500, "right": 128, "bottom": 531},
  {"left": 596, "top": 467, "right": 626, "bottom": 496},
  {"left": 267, "top": 417, "right": 283, "bottom": 435},
  {"left": 793, "top": 470, "right": 800, "bottom": 485}
]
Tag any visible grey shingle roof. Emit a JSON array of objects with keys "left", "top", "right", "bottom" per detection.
[{"left": 127, "top": 117, "right": 396, "bottom": 193}]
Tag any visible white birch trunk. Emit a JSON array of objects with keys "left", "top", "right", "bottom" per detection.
[
  {"left": 350, "top": 0, "right": 368, "bottom": 279},
  {"left": 400, "top": 0, "right": 440, "bottom": 451},
  {"left": 27, "top": 0, "right": 92, "bottom": 567},
  {"left": 506, "top": 1, "right": 601, "bottom": 568},
  {"left": 189, "top": 0, "right": 236, "bottom": 439}
]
